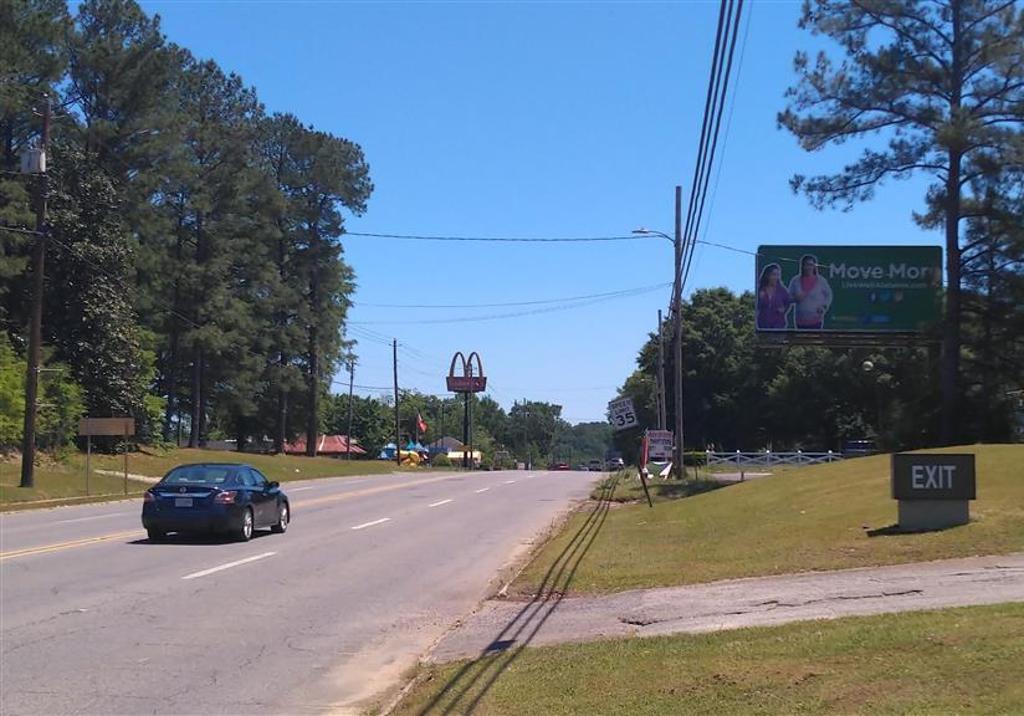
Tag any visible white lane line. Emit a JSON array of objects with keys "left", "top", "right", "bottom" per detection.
[
  {"left": 289, "top": 486, "right": 315, "bottom": 492},
  {"left": 351, "top": 517, "right": 390, "bottom": 530},
  {"left": 182, "top": 552, "right": 277, "bottom": 581},
  {"left": 428, "top": 499, "right": 453, "bottom": 507},
  {"left": 504, "top": 480, "right": 517, "bottom": 484},
  {"left": 475, "top": 488, "right": 490, "bottom": 493},
  {"left": 54, "top": 512, "right": 130, "bottom": 525}
]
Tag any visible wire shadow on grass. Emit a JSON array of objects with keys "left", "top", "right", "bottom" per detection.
[{"left": 417, "top": 475, "right": 618, "bottom": 715}]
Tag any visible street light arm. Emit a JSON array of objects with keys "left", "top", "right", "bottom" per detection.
[{"left": 632, "top": 228, "right": 674, "bottom": 243}]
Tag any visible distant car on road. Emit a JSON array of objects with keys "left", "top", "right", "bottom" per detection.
[
  {"left": 606, "top": 457, "right": 625, "bottom": 470},
  {"left": 549, "top": 462, "right": 570, "bottom": 471},
  {"left": 842, "top": 439, "right": 877, "bottom": 457},
  {"left": 142, "top": 463, "right": 290, "bottom": 542},
  {"left": 587, "top": 460, "right": 604, "bottom": 471}
]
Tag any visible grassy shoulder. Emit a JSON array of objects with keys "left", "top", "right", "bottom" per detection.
[
  {"left": 512, "top": 444, "right": 1024, "bottom": 595},
  {"left": 1, "top": 447, "right": 395, "bottom": 508},
  {"left": 393, "top": 603, "right": 1024, "bottom": 716},
  {"left": 0, "top": 462, "right": 152, "bottom": 508}
]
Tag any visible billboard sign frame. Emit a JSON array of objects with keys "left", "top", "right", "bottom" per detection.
[{"left": 755, "top": 245, "right": 942, "bottom": 340}]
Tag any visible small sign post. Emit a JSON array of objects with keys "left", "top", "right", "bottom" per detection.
[
  {"left": 78, "top": 418, "right": 135, "bottom": 496},
  {"left": 646, "top": 429, "right": 673, "bottom": 463},
  {"left": 891, "top": 453, "right": 976, "bottom": 530}
]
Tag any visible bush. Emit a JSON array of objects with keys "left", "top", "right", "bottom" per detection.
[
  {"left": 432, "top": 453, "right": 452, "bottom": 467},
  {"left": 683, "top": 451, "right": 707, "bottom": 466}
]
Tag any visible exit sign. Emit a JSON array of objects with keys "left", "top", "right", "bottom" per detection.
[{"left": 891, "top": 454, "right": 976, "bottom": 501}]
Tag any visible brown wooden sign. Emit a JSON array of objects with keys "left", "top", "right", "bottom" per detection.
[
  {"left": 78, "top": 417, "right": 135, "bottom": 437},
  {"left": 891, "top": 453, "right": 976, "bottom": 501}
]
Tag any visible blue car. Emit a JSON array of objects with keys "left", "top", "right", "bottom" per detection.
[{"left": 142, "top": 463, "right": 290, "bottom": 542}]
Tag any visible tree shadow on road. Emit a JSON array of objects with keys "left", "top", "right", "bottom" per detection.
[{"left": 414, "top": 476, "right": 618, "bottom": 715}]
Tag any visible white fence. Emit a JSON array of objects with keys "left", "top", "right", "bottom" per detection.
[{"left": 706, "top": 450, "right": 844, "bottom": 467}]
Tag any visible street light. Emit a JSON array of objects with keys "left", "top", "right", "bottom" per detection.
[{"left": 634, "top": 186, "right": 685, "bottom": 480}]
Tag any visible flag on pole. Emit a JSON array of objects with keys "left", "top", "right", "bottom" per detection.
[{"left": 416, "top": 412, "right": 428, "bottom": 433}]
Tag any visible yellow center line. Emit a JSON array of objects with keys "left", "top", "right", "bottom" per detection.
[
  {"left": 290, "top": 472, "right": 474, "bottom": 510},
  {"left": 0, "top": 472, "right": 481, "bottom": 561},
  {"left": 0, "top": 529, "right": 146, "bottom": 562}
]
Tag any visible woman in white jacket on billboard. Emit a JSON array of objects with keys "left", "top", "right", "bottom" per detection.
[{"left": 787, "top": 254, "right": 832, "bottom": 329}]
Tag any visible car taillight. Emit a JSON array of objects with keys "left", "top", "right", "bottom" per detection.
[
  {"left": 214, "top": 491, "right": 237, "bottom": 504},
  {"left": 144, "top": 492, "right": 156, "bottom": 503}
]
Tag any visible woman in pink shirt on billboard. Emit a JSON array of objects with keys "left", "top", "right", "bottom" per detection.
[{"left": 788, "top": 254, "right": 833, "bottom": 330}]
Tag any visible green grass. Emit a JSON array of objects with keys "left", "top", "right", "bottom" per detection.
[
  {"left": 512, "top": 444, "right": 1024, "bottom": 595},
  {"left": 0, "top": 461, "right": 152, "bottom": 507},
  {"left": 392, "top": 603, "right": 1024, "bottom": 716},
  {"left": 0, "top": 446, "right": 395, "bottom": 508}
]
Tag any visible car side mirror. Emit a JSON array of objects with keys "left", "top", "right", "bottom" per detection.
[{"left": 267, "top": 481, "right": 279, "bottom": 490}]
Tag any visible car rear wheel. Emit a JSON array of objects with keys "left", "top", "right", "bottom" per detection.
[
  {"left": 147, "top": 529, "right": 166, "bottom": 542},
  {"left": 236, "top": 508, "right": 254, "bottom": 542},
  {"left": 271, "top": 502, "right": 289, "bottom": 534}
]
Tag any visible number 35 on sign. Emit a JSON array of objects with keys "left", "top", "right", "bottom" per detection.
[{"left": 608, "top": 397, "right": 638, "bottom": 432}]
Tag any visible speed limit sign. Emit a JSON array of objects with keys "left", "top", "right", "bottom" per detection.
[{"left": 608, "top": 397, "right": 638, "bottom": 432}]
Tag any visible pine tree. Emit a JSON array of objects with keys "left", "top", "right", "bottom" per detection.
[{"left": 779, "top": 0, "right": 1024, "bottom": 445}]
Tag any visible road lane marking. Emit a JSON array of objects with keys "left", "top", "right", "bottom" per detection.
[
  {"left": 0, "top": 530, "right": 145, "bottom": 562},
  {"left": 2, "top": 472, "right": 476, "bottom": 562},
  {"left": 474, "top": 488, "right": 490, "bottom": 493},
  {"left": 504, "top": 480, "right": 517, "bottom": 484},
  {"left": 351, "top": 518, "right": 390, "bottom": 530},
  {"left": 293, "top": 473, "right": 479, "bottom": 510},
  {"left": 289, "top": 487, "right": 315, "bottom": 492},
  {"left": 54, "top": 512, "right": 130, "bottom": 525},
  {"left": 182, "top": 552, "right": 277, "bottom": 581},
  {"left": 428, "top": 499, "right": 453, "bottom": 507}
]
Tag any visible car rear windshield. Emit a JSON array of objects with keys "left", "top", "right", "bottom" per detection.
[{"left": 161, "top": 465, "right": 240, "bottom": 485}]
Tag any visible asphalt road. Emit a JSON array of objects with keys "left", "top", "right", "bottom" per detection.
[{"left": 0, "top": 468, "right": 597, "bottom": 715}]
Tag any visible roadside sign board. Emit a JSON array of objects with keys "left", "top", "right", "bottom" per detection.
[
  {"left": 78, "top": 417, "right": 135, "bottom": 436},
  {"left": 755, "top": 245, "right": 942, "bottom": 333},
  {"left": 446, "top": 375, "right": 487, "bottom": 392},
  {"left": 891, "top": 453, "right": 976, "bottom": 501},
  {"left": 608, "top": 398, "right": 638, "bottom": 432},
  {"left": 646, "top": 430, "right": 673, "bottom": 461}
]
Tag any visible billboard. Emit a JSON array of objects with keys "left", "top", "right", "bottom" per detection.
[{"left": 755, "top": 245, "right": 942, "bottom": 333}]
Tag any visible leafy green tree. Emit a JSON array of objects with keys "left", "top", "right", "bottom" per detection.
[
  {"left": 780, "top": 0, "right": 1024, "bottom": 445},
  {"left": 322, "top": 393, "right": 391, "bottom": 456},
  {"left": 0, "top": 0, "right": 69, "bottom": 337},
  {"left": 44, "top": 143, "right": 153, "bottom": 431},
  {"left": 0, "top": 335, "right": 26, "bottom": 447},
  {"left": 508, "top": 400, "right": 568, "bottom": 464}
]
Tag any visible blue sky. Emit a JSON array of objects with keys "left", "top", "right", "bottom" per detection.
[{"left": 142, "top": 0, "right": 939, "bottom": 424}]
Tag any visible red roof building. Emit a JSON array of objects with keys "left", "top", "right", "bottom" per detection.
[{"left": 282, "top": 435, "right": 367, "bottom": 456}]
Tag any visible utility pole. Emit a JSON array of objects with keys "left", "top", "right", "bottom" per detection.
[
  {"left": 462, "top": 392, "right": 470, "bottom": 469},
  {"left": 20, "top": 97, "right": 51, "bottom": 489},
  {"left": 657, "top": 309, "right": 666, "bottom": 430},
  {"left": 673, "top": 185, "right": 685, "bottom": 481},
  {"left": 393, "top": 339, "right": 400, "bottom": 466},
  {"left": 345, "top": 359, "right": 354, "bottom": 460}
]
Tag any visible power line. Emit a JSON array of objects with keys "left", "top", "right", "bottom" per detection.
[
  {"left": 353, "top": 283, "right": 673, "bottom": 309},
  {"left": 349, "top": 282, "right": 672, "bottom": 326},
  {"left": 346, "top": 231, "right": 657, "bottom": 244},
  {"left": 0, "top": 225, "right": 43, "bottom": 237},
  {"left": 677, "top": 0, "right": 746, "bottom": 296}
]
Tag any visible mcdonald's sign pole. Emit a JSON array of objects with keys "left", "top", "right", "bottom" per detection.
[{"left": 447, "top": 352, "right": 487, "bottom": 470}]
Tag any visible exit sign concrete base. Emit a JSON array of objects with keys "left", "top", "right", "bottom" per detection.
[{"left": 898, "top": 499, "right": 969, "bottom": 531}]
